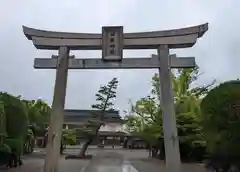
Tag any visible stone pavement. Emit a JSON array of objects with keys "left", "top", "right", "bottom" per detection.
[
  {"left": 0, "top": 148, "right": 206, "bottom": 172},
  {"left": 130, "top": 157, "right": 205, "bottom": 172},
  {"left": 83, "top": 151, "right": 138, "bottom": 172},
  {"left": 0, "top": 157, "right": 89, "bottom": 172},
  {"left": 82, "top": 149, "right": 205, "bottom": 172},
  {"left": 0, "top": 148, "right": 91, "bottom": 172}
]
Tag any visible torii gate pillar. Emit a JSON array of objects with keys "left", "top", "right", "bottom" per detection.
[
  {"left": 158, "top": 45, "right": 180, "bottom": 171},
  {"left": 44, "top": 47, "right": 69, "bottom": 172}
]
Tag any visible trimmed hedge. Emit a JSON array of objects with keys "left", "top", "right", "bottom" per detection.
[
  {"left": 201, "top": 80, "right": 240, "bottom": 170},
  {"left": 0, "top": 93, "right": 28, "bottom": 138},
  {"left": 5, "top": 138, "right": 24, "bottom": 156},
  {"left": 0, "top": 143, "right": 11, "bottom": 153},
  {"left": 0, "top": 144, "right": 11, "bottom": 165}
]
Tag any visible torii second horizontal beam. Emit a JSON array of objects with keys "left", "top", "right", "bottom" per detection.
[{"left": 34, "top": 55, "right": 195, "bottom": 69}]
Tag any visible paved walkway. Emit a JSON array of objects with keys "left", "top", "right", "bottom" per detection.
[
  {"left": 0, "top": 148, "right": 91, "bottom": 172},
  {"left": 83, "top": 151, "right": 138, "bottom": 172},
  {"left": 0, "top": 158, "right": 89, "bottom": 172},
  {"left": 0, "top": 148, "right": 205, "bottom": 172},
  {"left": 82, "top": 149, "right": 205, "bottom": 172}
]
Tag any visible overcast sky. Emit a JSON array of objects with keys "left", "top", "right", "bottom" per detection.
[{"left": 0, "top": 0, "right": 239, "bottom": 115}]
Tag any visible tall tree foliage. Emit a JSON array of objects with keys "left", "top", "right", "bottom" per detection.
[
  {"left": 125, "top": 67, "right": 214, "bottom": 161},
  {"left": 171, "top": 67, "right": 211, "bottom": 161},
  {"left": 78, "top": 78, "right": 119, "bottom": 156},
  {"left": 23, "top": 99, "right": 51, "bottom": 136}
]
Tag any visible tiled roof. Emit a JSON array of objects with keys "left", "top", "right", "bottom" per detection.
[
  {"left": 76, "top": 131, "right": 129, "bottom": 138},
  {"left": 63, "top": 109, "right": 123, "bottom": 123}
]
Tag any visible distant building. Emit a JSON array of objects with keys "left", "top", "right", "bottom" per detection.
[
  {"left": 63, "top": 109, "right": 123, "bottom": 129},
  {"left": 63, "top": 109, "right": 129, "bottom": 145},
  {"left": 36, "top": 109, "right": 146, "bottom": 148}
]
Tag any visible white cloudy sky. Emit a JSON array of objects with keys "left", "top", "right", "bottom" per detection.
[{"left": 0, "top": 0, "right": 240, "bottom": 115}]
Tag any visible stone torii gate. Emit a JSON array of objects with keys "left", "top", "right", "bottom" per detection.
[{"left": 23, "top": 23, "right": 208, "bottom": 172}]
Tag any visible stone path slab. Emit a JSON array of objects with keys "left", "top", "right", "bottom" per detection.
[{"left": 83, "top": 151, "right": 138, "bottom": 172}]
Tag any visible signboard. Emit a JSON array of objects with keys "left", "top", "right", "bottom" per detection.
[{"left": 102, "top": 26, "right": 123, "bottom": 61}]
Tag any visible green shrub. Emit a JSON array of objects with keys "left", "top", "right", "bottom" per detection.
[
  {"left": 23, "top": 129, "right": 35, "bottom": 154},
  {"left": 0, "top": 92, "right": 28, "bottom": 138},
  {"left": 0, "top": 143, "right": 11, "bottom": 153},
  {"left": 0, "top": 144, "right": 11, "bottom": 165},
  {"left": 62, "top": 129, "right": 77, "bottom": 146},
  {"left": 6, "top": 138, "right": 23, "bottom": 156},
  {"left": 179, "top": 140, "right": 206, "bottom": 162},
  {"left": 201, "top": 80, "right": 240, "bottom": 168}
]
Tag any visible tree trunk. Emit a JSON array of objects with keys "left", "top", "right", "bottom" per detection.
[
  {"left": 78, "top": 137, "right": 93, "bottom": 156},
  {"left": 0, "top": 137, "right": 3, "bottom": 145},
  {"left": 78, "top": 124, "right": 102, "bottom": 156},
  {"left": 159, "top": 142, "right": 165, "bottom": 160},
  {"left": 148, "top": 147, "right": 152, "bottom": 157},
  {"left": 152, "top": 148, "right": 157, "bottom": 158},
  {"left": 78, "top": 111, "right": 105, "bottom": 156}
]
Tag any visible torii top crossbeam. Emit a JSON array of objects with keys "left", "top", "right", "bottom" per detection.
[{"left": 22, "top": 23, "right": 208, "bottom": 50}]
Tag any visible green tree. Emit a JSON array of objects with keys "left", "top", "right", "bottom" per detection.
[
  {"left": 125, "top": 67, "right": 213, "bottom": 161},
  {"left": 201, "top": 80, "right": 240, "bottom": 169},
  {"left": 62, "top": 129, "right": 76, "bottom": 146},
  {"left": 123, "top": 114, "right": 141, "bottom": 133},
  {"left": 78, "top": 77, "right": 119, "bottom": 156},
  {"left": 124, "top": 96, "right": 163, "bottom": 157},
  {"left": 23, "top": 99, "right": 51, "bottom": 136}
]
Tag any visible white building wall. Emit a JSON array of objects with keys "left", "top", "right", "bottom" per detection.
[
  {"left": 65, "top": 122, "right": 129, "bottom": 133},
  {"left": 99, "top": 123, "right": 124, "bottom": 132}
]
